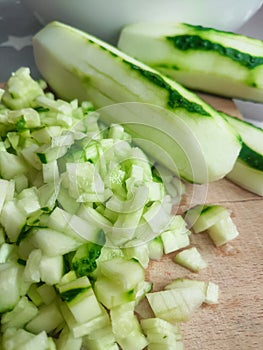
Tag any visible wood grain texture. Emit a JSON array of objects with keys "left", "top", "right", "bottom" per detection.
[
  {"left": 148, "top": 185, "right": 263, "bottom": 350},
  {"left": 1, "top": 81, "right": 262, "bottom": 349},
  {"left": 147, "top": 96, "right": 263, "bottom": 350}
]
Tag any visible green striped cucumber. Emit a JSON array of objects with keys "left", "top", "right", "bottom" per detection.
[
  {"left": 118, "top": 22, "right": 263, "bottom": 102},
  {"left": 33, "top": 21, "right": 241, "bottom": 184}
]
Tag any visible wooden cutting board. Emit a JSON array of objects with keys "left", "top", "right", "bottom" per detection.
[
  {"left": 147, "top": 94, "right": 263, "bottom": 350},
  {"left": 1, "top": 82, "right": 262, "bottom": 349}
]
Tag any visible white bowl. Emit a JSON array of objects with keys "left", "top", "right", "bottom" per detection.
[{"left": 22, "top": 0, "right": 263, "bottom": 44}]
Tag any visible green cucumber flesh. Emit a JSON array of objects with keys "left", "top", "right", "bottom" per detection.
[
  {"left": 118, "top": 22, "right": 263, "bottom": 102},
  {"left": 33, "top": 21, "right": 241, "bottom": 183}
]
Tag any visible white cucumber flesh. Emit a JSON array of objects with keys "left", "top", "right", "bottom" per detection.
[{"left": 33, "top": 21, "right": 241, "bottom": 184}]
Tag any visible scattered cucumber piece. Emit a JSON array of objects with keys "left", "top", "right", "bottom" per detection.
[
  {"left": 33, "top": 21, "right": 242, "bottom": 183},
  {"left": 208, "top": 215, "right": 239, "bottom": 247},
  {"left": 165, "top": 278, "right": 219, "bottom": 305},
  {"left": 185, "top": 204, "right": 239, "bottom": 246},
  {"left": 118, "top": 22, "right": 263, "bottom": 102},
  {"left": 174, "top": 247, "right": 207, "bottom": 272},
  {"left": 185, "top": 204, "right": 229, "bottom": 233},
  {"left": 146, "top": 285, "right": 205, "bottom": 322}
]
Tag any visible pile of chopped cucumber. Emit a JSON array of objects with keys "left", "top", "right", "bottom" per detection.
[{"left": 0, "top": 68, "right": 240, "bottom": 349}]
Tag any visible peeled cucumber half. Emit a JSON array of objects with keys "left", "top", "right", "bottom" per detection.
[
  {"left": 118, "top": 22, "right": 263, "bottom": 102},
  {"left": 33, "top": 21, "right": 241, "bottom": 184}
]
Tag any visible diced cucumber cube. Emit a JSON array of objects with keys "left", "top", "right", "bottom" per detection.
[
  {"left": 0, "top": 262, "right": 20, "bottom": 312},
  {"left": 59, "top": 299, "right": 110, "bottom": 338},
  {"left": 185, "top": 204, "right": 229, "bottom": 233},
  {"left": 100, "top": 257, "right": 145, "bottom": 291},
  {"left": 55, "top": 326, "right": 82, "bottom": 350},
  {"left": 0, "top": 200, "right": 27, "bottom": 242},
  {"left": 208, "top": 215, "right": 239, "bottom": 246},
  {"left": 94, "top": 276, "right": 135, "bottom": 309},
  {"left": 37, "top": 284, "right": 57, "bottom": 305},
  {"left": 2, "top": 328, "right": 51, "bottom": 350},
  {"left": 110, "top": 301, "right": 148, "bottom": 350},
  {"left": 23, "top": 249, "right": 42, "bottom": 283},
  {"left": 25, "top": 301, "right": 64, "bottom": 334},
  {"left": 146, "top": 287, "right": 205, "bottom": 323},
  {"left": 42, "top": 160, "right": 59, "bottom": 183},
  {"left": 205, "top": 281, "right": 220, "bottom": 305},
  {"left": 1, "top": 296, "right": 38, "bottom": 331},
  {"left": 148, "top": 236, "right": 164, "bottom": 260},
  {"left": 58, "top": 276, "right": 103, "bottom": 324},
  {"left": 17, "top": 187, "right": 41, "bottom": 215},
  {"left": 123, "top": 243, "right": 150, "bottom": 268},
  {"left": 82, "top": 325, "right": 118, "bottom": 350},
  {"left": 174, "top": 247, "right": 207, "bottom": 272},
  {"left": 161, "top": 228, "right": 190, "bottom": 254},
  {"left": 39, "top": 254, "right": 64, "bottom": 285},
  {"left": 30, "top": 228, "right": 82, "bottom": 256},
  {"left": 0, "top": 152, "right": 28, "bottom": 180}
]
